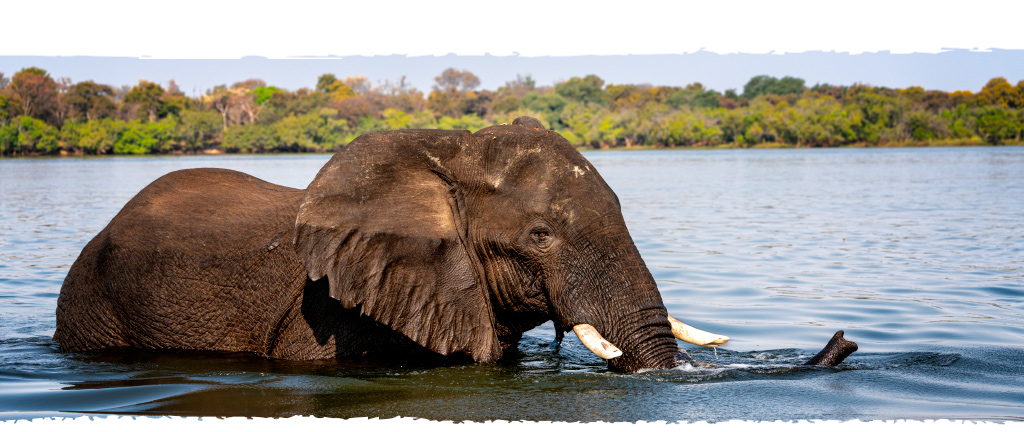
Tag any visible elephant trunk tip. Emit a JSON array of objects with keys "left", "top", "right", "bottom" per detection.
[{"left": 804, "top": 330, "right": 858, "bottom": 366}]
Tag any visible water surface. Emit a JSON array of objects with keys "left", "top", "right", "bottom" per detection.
[{"left": 1, "top": 147, "right": 1022, "bottom": 421}]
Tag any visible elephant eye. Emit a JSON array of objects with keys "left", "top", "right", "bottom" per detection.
[{"left": 531, "top": 229, "right": 552, "bottom": 247}]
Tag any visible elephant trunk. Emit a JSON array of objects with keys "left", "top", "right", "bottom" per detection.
[
  {"left": 804, "top": 330, "right": 858, "bottom": 366},
  {"left": 602, "top": 298, "right": 680, "bottom": 371},
  {"left": 554, "top": 233, "right": 681, "bottom": 372}
]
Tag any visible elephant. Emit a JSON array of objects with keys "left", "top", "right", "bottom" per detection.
[{"left": 54, "top": 116, "right": 856, "bottom": 372}]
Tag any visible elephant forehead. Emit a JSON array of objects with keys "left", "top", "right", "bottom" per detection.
[{"left": 471, "top": 173, "right": 619, "bottom": 229}]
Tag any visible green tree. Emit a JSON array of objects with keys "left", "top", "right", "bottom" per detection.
[
  {"left": 437, "top": 113, "right": 487, "bottom": 132},
  {"left": 555, "top": 75, "right": 608, "bottom": 106},
  {"left": 9, "top": 67, "right": 58, "bottom": 121},
  {"left": 316, "top": 74, "right": 340, "bottom": 93},
  {"left": 596, "top": 115, "right": 626, "bottom": 146},
  {"left": 743, "top": 75, "right": 806, "bottom": 99},
  {"left": 0, "top": 116, "right": 60, "bottom": 155},
  {"left": 522, "top": 92, "right": 568, "bottom": 129},
  {"left": 492, "top": 95, "right": 521, "bottom": 113},
  {"left": 975, "top": 106, "right": 1017, "bottom": 144},
  {"left": 273, "top": 109, "right": 347, "bottom": 152},
  {"left": 691, "top": 90, "right": 721, "bottom": 109},
  {"left": 380, "top": 108, "right": 411, "bottom": 130},
  {"left": 113, "top": 118, "right": 177, "bottom": 154},
  {"left": 77, "top": 118, "right": 124, "bottom": 154},
  {"left": 407, "top": 110, "right": 438, "bottom": 129},
  {"left": 492, "top": 75, "right": 536, "bottom": 113},
  {"left": 773, "top": 76, "right": 807, "bottom": 96},
  {"left": 252, "top": 86, "right": 283, "bottom": 105},
  {"left": 0, "top": 120, "right": 17, "bottom": 154},
  {"left": 124, "top": 80, "right": 166, "bottom": 122},
  {"left": 667, "top": 83, "right": 721, "bottom": 109},
  {"left": 941, "top": 104, "right": 976, "bottom": 139},
  {"left": 222, "top": 123, "right": 272, "bottom": 153},
  {"left": 0, "top": 94, "right": 13, "bottom": 121},
  {"left": 176, "top": 110, "right": 221, "bottom": 152},
  {"left": 908, "top": 111, "right": 944, "bottom": 141},
  {"left": 743, "top": 75, "right": 776, "bottom": 99},
  {"left": 718, "top": 109, "right": 747, "bottom": 145},
  {"left": 65, "top": 81, "right": 116, "bottom": 122}
]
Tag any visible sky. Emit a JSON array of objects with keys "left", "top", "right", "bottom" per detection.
[{"left": 2, "top": 0, "right": 1023, "bottom": 94}]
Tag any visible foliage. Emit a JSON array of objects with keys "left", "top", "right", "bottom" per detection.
[
  {"left": 1, "top": 67, "right": 1022, "bottom": 156},
  {"left": 222, "top": 109, "right": 347, "bottom": 153},
  {"left": 59, "top": 119, "right": 122, "bottom": 154},
  {"left": 433, "top": 68, "right": 480, "bottom": 93},
  {"left": 123, "top": 81, "right": 166, "bottom": 122},
  {"left": 65, "top": 81, "right": 116, "bottom": 122},
  {"left": 437, "top": 113, "right": 487, "bottom": 132},
  {"left": 9, "top": 67, "right": 58, "bottom": 122},
  {"left": 0, "top": 116, "right": 60, "bottom": 155},
  {"left": 555, "top": 75, "right": 608, "bottom": 106},
  {"left": 316, "top": 74, "right": 356, "bottom": 102},
  {"left": 252, "top": 86, "right": 283, "bottom": 105},
  {"left": 667, "top": 83, "right": 721, "bottom": 109},
  {"left": 975, "top": 106, "right": 1018, "bottom": 144},
  {"left": 427, "top": 68, "right": 483, "bottom": 117},
  {"left": 176, "top": 110, "right": 222, "bottom": 151},
  {"left": 0, "top": 94, "right": 13, "bottom": 121},
  {"left": 974, "top": 77, "right": 1024, "bottom": 113},
  {"left": 742, "top": 75, "right": 806, "bottom": 99}
]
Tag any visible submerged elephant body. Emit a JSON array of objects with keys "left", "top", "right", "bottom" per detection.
[
  {"left": 53, "top": 168, "right": 421, "bottom": 359},
  {"left": 55, "top": 118, "right": 855, "bottom": 371}
]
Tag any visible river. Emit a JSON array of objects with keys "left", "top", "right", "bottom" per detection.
[{"left": 1, "top": 146, "right": 1022, "bottom": 421}]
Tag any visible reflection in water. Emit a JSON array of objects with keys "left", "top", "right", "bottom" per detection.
[{"left": 1, "top": 148, "right": 1023, "bottom": 421}]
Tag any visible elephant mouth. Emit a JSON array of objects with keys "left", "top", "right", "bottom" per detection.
[{"left": 572, "top": 317, "right": 730, "bottom": 362}]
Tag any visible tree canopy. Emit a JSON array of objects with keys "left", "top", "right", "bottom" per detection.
[{"left": 1, "top": 67, "right": 1022, "bottom": 156}]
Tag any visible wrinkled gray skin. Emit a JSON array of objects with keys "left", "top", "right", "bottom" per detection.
[
  {"left": 55, "top": 117, "right": 853, "bottom": 372},
  {"left": 56, "top": 117, "right": 679, "bottom": 371}
]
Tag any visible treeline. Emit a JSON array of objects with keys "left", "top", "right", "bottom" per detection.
[{"left": 1, "top": 66, "right": 1023, "bottom": 156}]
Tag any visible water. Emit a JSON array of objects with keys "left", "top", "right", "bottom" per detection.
[{"left": 1, "top": 148, "right": 1022, "bottom": 421}]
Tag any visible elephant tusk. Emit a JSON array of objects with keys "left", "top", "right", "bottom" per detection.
[
  {"left": 572, "top": 324, "right": 623, "bottom": 360},
  {"left": 667, "top": 316, "right": 730, "bottom": 347}
]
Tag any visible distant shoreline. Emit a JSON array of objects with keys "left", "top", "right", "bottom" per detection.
[
  {"left": 4, "top": 67, "right": 1022, "bottom": 157},
  {"left": 585, "top": 138, "right": 1023, "bottom": 151},
  {"left": 2, "top": 139, "right": 1018, "bottom": 159}
]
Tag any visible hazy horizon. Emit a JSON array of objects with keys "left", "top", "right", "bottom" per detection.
[{"left": 3, "top": 50, "right": 1023, "bottom": 96}]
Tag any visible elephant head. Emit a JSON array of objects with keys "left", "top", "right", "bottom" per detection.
[{"left": 292, "top": 117, "right": 727, "bottom": 372}]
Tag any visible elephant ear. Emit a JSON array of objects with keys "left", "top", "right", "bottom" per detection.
[{"left": 293, "top": 129, "right": 501, "bottom": 362}]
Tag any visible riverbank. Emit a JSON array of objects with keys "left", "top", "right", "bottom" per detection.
[
  {"left": 4, "top": 67, "right": 1023, "bottom": 158},
  {"left": 3, "top": 138, "right": 1020, "bottom": 159},
  {"left": 581, "top": 137, "right": 1022, "bottom": 150}
]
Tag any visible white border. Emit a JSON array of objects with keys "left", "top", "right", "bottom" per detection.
[{"left": 3, "top": 0, "right": 1023, "bottom": 58}]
